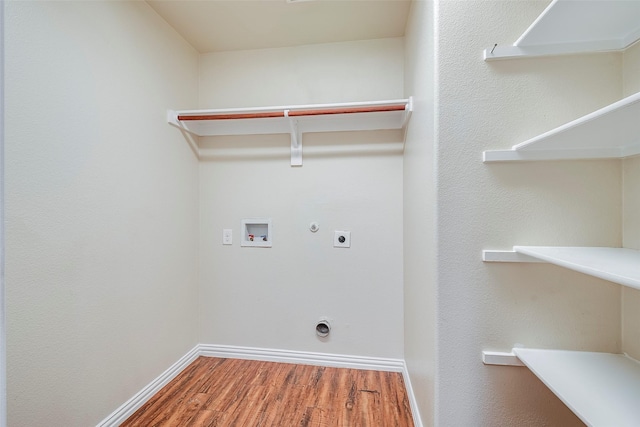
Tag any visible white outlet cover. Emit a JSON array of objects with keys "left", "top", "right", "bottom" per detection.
[
  {"left": 222, "top": 229, "right": 232, "bottom": 245},
  {"left": 334, "top": 231, "right": 351, "bottom": 248}
]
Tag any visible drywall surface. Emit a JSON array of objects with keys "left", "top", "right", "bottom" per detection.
[
  {"left": 403, "top": 0, "right": 436, "bottom": 425},
  {"left": 0, "top": 4, "right": 5, "bottom": 427},
  {"left": 622, "top": 154, "right": 640, "bottom": 360},
  {"left": 623, "top": 40, "right": 640, "bottom": 97},
  {"left": 198, "top": 38, "right": 404, "bottom": 108},
  {"left": 621, "top": 41, "right": 640, "bottom": 360},
  {"left": 435, "top": 1, "right": 622, "bottom": 425},
  {"left": 4, "top": 1, "right": 199, "bottom": 425},
  {"left": 622, "top": 160, "right": 640, "bottom": 360},
  {"left": 198, "top": 39, "right": 404, "bottom": 358},
  {"left": 622, "top": 41, "right": 640, "bottom": 251}
]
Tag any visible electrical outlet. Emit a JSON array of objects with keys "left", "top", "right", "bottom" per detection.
[{"left": 333, "top": 231, "right": 351, "bottom": 248}]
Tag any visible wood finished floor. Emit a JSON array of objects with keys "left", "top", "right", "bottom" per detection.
[{"left": 121, "top": 356, "right": 414, "bottom": 427}]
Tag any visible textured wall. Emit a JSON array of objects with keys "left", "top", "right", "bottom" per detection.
[
  {"left": 435, "top": 1, "right": 622, "bottom": 425},
  {"left": 4, "top": 2, "right": 199, "bottom": 425},
  {"left": 403, "top": 0, "right": 436, "bottom": 425},
  {"left": 197, "top": 39, "right": 405, "bottom": 358}
]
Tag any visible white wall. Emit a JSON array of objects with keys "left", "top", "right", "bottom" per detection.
[
  {"left": 197, "top": 39, "right": 405, "bottom": 358},
  {"left": 0, "top": 2, "right": 5, "bottom": 425},
  {"left": 8, "top": 2, "right": 636, "bottom": 426},
  {"left": 621, "top": 41, "right": 640, "bottom": 360},
  {"left": 4, "top": 2, "right": 200, "bottom": 425},
  {"left": 403, "top": 0, "right": 436, "bottom": 425},
  {"left": 622, "top": 41, "right": 640, "bottom": 251},
  {"left": 435, "top": 1, "right": 623, "bottom": 425},
  {"left": 198, "top": 38, "right": 404, "bottom": 108}
]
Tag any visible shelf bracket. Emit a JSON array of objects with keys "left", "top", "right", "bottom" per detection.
[
  {"left": 286, "top": 111, "right": 302, "bottom": 167},
  {"left": 167, "top": 110, "right": 199, "bottom": 136},
  {"left": 483, "top": 250, "right": 545, "bottom": 263},
  {"left": 402, "top": 97, "right": 413, "bottom": 128},
  {"left": 482, "top": 350, "right": 525, "bottom": 367},
  {"left": 483, "top": 148, "right": 635, "bottom": 163}
]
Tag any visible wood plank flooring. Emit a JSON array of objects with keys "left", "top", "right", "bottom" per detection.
[{"left": 121, "top": 356, "right": 414, "bottom": 427}]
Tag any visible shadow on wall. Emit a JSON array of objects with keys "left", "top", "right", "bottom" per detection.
[{"left": 197, "top": 129, "right": 404, "bottom": 162}]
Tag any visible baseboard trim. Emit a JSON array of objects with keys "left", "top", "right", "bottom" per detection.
[
  {"left": 198, "top": 343, "right": 405, "bottom": 372},
  {"left": 96, "top": 344, "right": 423, "bottom": 427},
  {"left": 401, "top": 361, "right": 424, "bottom": 427},
  {"left": 96, "top": 345, "right": 200, "bottom": 427}
]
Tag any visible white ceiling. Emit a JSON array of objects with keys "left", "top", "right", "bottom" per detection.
[{"left": 146, "top": 0, "right": 412, "bottom": 53}]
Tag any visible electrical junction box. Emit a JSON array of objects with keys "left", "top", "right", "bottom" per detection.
[{"left": 333, "top": 230, "right": 351, "bottom": 248}]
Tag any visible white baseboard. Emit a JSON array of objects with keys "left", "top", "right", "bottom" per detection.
[
  {"left": 96, "top": 345, "right": 200, "bottom": 427},
  {"left": 401, "top": 361, "right": 424, "bottom": 427},
  {"left": 198, "top": 343, "right": 405, "bottom": 372},
  {"left": 96, "top": 344, "right": 423, "bottom": 427}
]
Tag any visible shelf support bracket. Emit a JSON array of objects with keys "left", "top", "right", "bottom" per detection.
[
  {"left": 482, "top": 349, "right": 525, "bottom": 366},
  {"left": 167, "top": 110, "right": 199, "bottom": 137},
  {"left": 286, "top": 111, "right": 302, "bottom": 167},
  {"left": 483, "top": 250, "right": 545, "bottom": 263}
]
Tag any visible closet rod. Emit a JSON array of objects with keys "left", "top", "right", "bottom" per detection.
[
  {"left": 178, "top": 111, "right": 285, "bottom": 121},
  {"left": 176, "top": 104, "right": 407, "bottom": 121},
  {"left": 288, "top": 104, "right": 407, "bottom": 117}
]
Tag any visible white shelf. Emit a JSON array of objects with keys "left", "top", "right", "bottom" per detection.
[
  {"left": 168, "top": 98, "right": 412, "bottom": 166},
  {"left": 482, "top": 3, "right": 640, "bottom": 423},
  {"left": 483, "top": 91, "right": 640, "bottom": 162},
  {"left": 169, "top": 99, "right": 412, "bottom": 137},
  {"left": 483, "top": 246, "right": 640, "bottom": 290},
  {"left": 484, "top": 0, "right": 640, "bottom": 61},
  {"left": 513, "top": 348, "right": 640, "bottom": 427}
]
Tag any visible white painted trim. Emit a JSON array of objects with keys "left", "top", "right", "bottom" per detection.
[
  {"left": 198, "top": 343, "right": 405, "bottom": 372},
  {"left": 401, "top": 361, "right": 425, "bottom": 427},
  {"left": 484, "top": 41, "right": 624, "bottom": 61},
  {"left": 96, "top": 345, "right": 200, "bottom": 427},
  {"left": 483, "top": 147, "right": 627, "bottom": 163}
]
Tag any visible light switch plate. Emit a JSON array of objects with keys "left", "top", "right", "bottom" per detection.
[
  {"left": 333, "top": 231, "right": 351, "bottom": 248},
  {"left": 223, "top": 229, "right": 232, "bottom": 245}
]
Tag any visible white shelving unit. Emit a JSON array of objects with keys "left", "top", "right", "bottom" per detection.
[
  {"left": 483, "top": 246, "right": 640, "bottom": 290},
  {"left": 484, "top": 0, "right": 640, "bottom": 61},
  {"left": 483, "top": 91, "right": 640, "bottom": 162},
  {"left": 168, "top": 98, "right": 412, "bottom": 166},
  {"left": 481, "top": 2, "right": 640, "bottom": 423},
  {"left": 483, "top": 347, "right": 640, "bottom": 425},
  {"left": 514, "top": 349, "right": 640, "bottom": 427},
  {"left": 483, "top": 348, "right": 640, "bottom": 426}
]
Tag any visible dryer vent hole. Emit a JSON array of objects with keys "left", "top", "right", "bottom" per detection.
[{"left": 316, "top": 323, "right": 330, "bottom": 337}]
